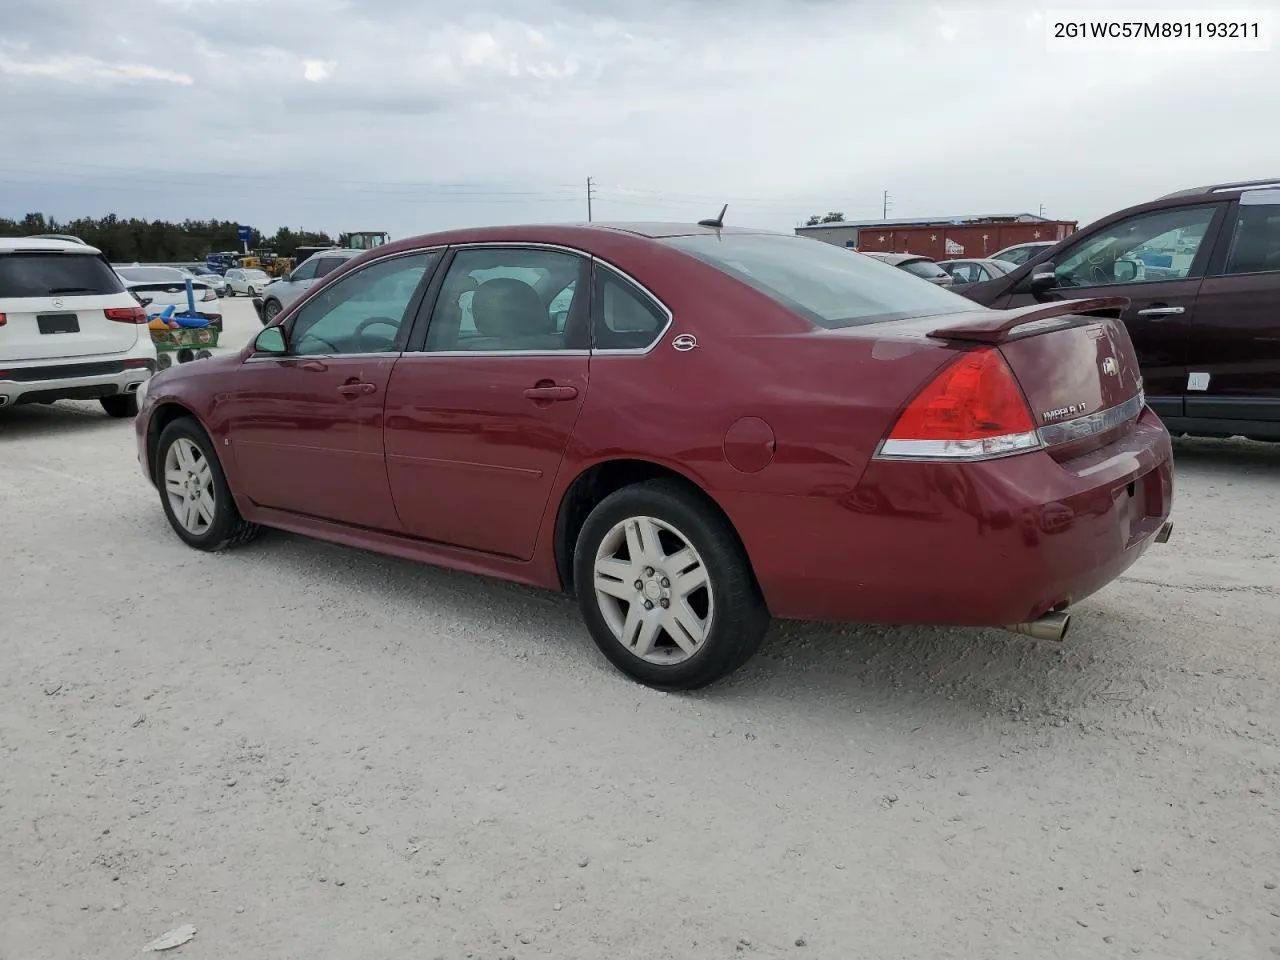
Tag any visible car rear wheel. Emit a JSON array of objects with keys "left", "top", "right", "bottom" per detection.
[
  {"left": 100, "top": 394, "right": 139, "bottom": 418},
  {"left": 573, "top": 480, "right": 769, "bottom": 690},
  {"left": 155, "top": 418, "right": 261, "bottom": 551},
  {"left": 247, "top": 285, "right": 257, "bottom": 296}
]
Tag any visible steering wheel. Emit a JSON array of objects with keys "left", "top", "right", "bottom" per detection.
[
  {"left": 296, "top": 332, "right": 340, "bottom": 353},
  {"left": 354, "top": 316, "right": 400, "bottom": 351}
]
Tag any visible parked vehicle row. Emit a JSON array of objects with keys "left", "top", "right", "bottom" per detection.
[{"left": 136, "top": 221, "right": 1173, "bottom": 690}]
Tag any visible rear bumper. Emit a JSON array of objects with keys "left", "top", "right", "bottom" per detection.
[
  {"left": 0, "top": 343, "right": 157, "bottom": 408},
  {"left": 728, "top": 407, "right": 1175, "bottom": 626}
]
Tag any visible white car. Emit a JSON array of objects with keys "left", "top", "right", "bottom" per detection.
[
  {"left": 0, "top": 237, "right": 156, "bottom": 417},
  {"left": 114, "top": 266, "right": 223, "bottom": 332},
  {"left": 223, "top": 267, "right": 273, "bottom": 297},
  {"left": 179, "top": 265, "right": 228, "bottom": 296},
  {"left": 989, "top": 241, "right": 1056, "bottom": 266}
]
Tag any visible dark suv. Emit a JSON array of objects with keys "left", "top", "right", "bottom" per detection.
[{"left": 959, "top": 178, "right": 1280, "bottom": 441}]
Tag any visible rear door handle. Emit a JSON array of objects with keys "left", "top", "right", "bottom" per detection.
[
  {"left": 337, "top": 382, "right": 377, "bottom": 397},
  {"left": 523, "top": 384, "right": 579, "bottom": 402},
  {"left": 1136, "top": 306, "right": 1185, "bottom": 317}
]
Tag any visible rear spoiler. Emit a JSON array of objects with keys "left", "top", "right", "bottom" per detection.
[{"left": 928, "top": 297, "right": 1129, "bottom": 345}]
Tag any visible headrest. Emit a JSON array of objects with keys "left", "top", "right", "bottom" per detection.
[{"left": 471, "top": 278, "right": 550, "bottom": 338}]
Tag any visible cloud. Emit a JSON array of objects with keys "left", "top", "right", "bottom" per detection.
[
  {"left": 0, "top": 46, "right": 193, "bottom": 85},
  {"left": 0, "top": 0, "right": 1277, "bottom": 238},
  {"left": 302, "top": 59, "right": 335, "bottom": 82}
]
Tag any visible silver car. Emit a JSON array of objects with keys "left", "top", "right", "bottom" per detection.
[
  {"left": 255, "top": 249, "right": 360, "bottom": 325},
  {"left": 179, "top": 265, "right": 228, "bottom": 296}
]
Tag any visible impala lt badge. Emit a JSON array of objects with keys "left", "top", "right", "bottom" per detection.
[
  {"left": 1041, "top": 402, "right": 1087, "bottom": 423},
  {"left": 1101, "top": 356, "right": 1118, "bottom": 376}
]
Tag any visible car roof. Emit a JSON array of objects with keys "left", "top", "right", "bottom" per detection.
[{"left": 0, "top": 236, "right": 102, "bottom": 255}]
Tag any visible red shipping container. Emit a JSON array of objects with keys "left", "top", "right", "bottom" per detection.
[{"left": 855, "top": 221, "right": 1076, "bottom": 260}]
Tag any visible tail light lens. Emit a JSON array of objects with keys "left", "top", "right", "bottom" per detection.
[
  {"left": 200, "top": 287, "right": 216, "bottom": 301},
  {"left": 105, "top": 306, "right": 148, "bottom": 324},
  {"left": 0, "top": 312, "right": 6, "bottom": 327},
  {"left": 876, "top": 347, "right": 1041, "bottom": 461}
]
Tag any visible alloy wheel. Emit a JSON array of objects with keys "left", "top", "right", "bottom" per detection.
[
  {"left": 592, "top": 515, "right": 715, "bottom": 665},
  {"left": 163, "top": 437, "right": 216, "bottom": 536}
]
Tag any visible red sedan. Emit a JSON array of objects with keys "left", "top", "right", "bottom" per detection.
[{"left": 135, "top": 222, "right": 1175, "bottom": 689}]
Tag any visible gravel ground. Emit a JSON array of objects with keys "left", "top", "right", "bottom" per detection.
[{"left": 3, "top": 299, "right": 1279, "bottom": 960}]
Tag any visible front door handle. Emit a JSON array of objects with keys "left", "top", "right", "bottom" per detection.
[
  {"left": 337, "top": 381, "right": 377, "bottom": 398},
  {"left": 1136, "top": 305, "right": 1185, "bottom": 317},
  {"left": 523, "top": 384, "right": 579, "bottom": 402}
]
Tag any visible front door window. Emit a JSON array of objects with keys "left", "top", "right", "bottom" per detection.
[
  {"left": 1053, "top": 205, "right": 1218, "bottom": 288},
  {"left": 287, "top": 252, "right": 437, "bottom": 355}
]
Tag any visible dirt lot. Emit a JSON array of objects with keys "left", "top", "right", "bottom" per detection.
[{"left": 3, "top": 299, "right": 1279, "bottom": 959}]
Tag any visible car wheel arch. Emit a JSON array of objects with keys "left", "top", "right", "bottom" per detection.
[
  {"left": 551, "top": 457, "right": 760, "bottom": 599},
  {"left": 146, "top": 401, "right": 207, "bottom": 482}
]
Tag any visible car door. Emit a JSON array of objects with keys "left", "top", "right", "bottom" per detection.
[
  {"left": 992, "top": 202, "right": 1227, "bottom": 418},
  {"left": 1185, "top": 188, "right": 1280, "bottom": 428},
  {"left": 223, "top": 250, "right": 440, "bottom": 530},
  {"left": 276, "top": 256, "right": 320, "bottom": 307},
  {"left": 383, "top": 245, "right": 591, "bottom": 560}
]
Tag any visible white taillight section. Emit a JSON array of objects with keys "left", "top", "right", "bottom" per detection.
[
  {"left": 200, "top": 287, "right": 216, "bottom": 301},
  {"left": 874, "top": 347, "right": 1043, "bottom": 462}
]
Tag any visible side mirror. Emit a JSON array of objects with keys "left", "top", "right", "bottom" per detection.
[
  {"left": 1028, "top": 262, "right": 1058, "bottom": 294},
  {"left": 254, "top": 326, "right": 287, "bottom": 354},
  {"left": 1113, "top": 259, "right": 1138, "bottom": 283}
]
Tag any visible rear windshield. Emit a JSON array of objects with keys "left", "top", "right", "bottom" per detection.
[
  {"left": 0, "top": 252, "right": 124, "bottom": 298},
  {"left": 901, "top": 259, "right": 950, "bottom": 279},
  {"left": 117, "top": 267, "right": 186, "bottom": 283},
  {"left": 661, "top": 233, "right": 974, "bottom": 328}
]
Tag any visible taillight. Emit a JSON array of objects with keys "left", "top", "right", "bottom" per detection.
[
  {"left": 104, "top": 306, "right": 148, "bottom": 324},
  {"left": 0, "top": 313, "right": 6, "bottom": 327},
  {"left": 200, "top": 287, "right": 215, "bottom": 301},
  {"left": 876, "top": 347, "right": 1041, "bottom": 461}
]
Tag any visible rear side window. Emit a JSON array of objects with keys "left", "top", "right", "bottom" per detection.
[
  {"left": 0, "top": 253, "right": 124, "bottom": 298},
  {"left": 592, "top": 267, "right": 668, "bottom": 350},
  {"left": 662, "top": 233, "right": 972, "bottom": 329}
]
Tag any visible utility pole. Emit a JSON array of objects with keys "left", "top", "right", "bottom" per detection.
[
  {"left": 1039, "top": 203, "right": 1046, "bottom": 218},
  {"left": 882, "top": 190, "right": 891, "bottom": 219},
  {"left": 586, "top": 177, "right": 595, "bottom": 222}
]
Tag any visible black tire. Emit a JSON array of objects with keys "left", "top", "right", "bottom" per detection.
[
  {"left": 573, "top": 479, "right": 769, "bottom": 690},
  {"left": 100, "top": 394, "right": 139, "bottom": 418},
  {"left": 225, "top": 287, "right": 235, "bottom": 297},
  {"left": 261, "top": 299, "right": 281, "bottom": 326},
  {"left": 247, "top": 286, "right": 257, "bottom": 297},
  {"left": 154, "top": 417, "right": 262, "bottom": 552}
]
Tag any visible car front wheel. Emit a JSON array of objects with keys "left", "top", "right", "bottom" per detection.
[
  {"left": 262, "top": 299, "right": 281, "bottom": 325},
  {"left": 573, "top": 479, "right": 769, "bottom": 690},
  {"left": 155, "top": 418, "right": 261, "bottom": 551}
]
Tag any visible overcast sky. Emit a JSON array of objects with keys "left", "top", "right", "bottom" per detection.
[{"left": 2, "top": 0, "right": 1278, "bottom": 238}]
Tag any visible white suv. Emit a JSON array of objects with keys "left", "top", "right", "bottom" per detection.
[{"left": 0, "top": 238, "right": 157, "bottom": 417}]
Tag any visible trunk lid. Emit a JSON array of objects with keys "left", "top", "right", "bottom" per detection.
[{"left": 927, "top": 297, "right": 1145, "bottom": 455}]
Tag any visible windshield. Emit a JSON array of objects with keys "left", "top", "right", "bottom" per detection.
[
  {"left": 117, "top": 266, "right": 187, "bottom": 283},
  {"left": 661, "top": 233, "right": 975, "bottom": 328},
  {"left": 245, "top": 269, "right": 270, "bottom": 280}
]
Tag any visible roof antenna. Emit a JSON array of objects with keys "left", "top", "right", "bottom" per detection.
[{"left": 698, "top": 204, "right": 728, "bottom": 229}]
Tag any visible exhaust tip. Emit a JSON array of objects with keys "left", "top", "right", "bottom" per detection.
[
  {"left": 1005, "top": 611, "right": 1071, "bottom": 642},
  {"left": 125, "top": 381, "right": 141, "bottom": 393},
  {"left": 1155, "top": 521, "right": 1173, "bottom": 544},
  {"left": 0, "top": 395, "right": 9, "bottom": 407}
]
